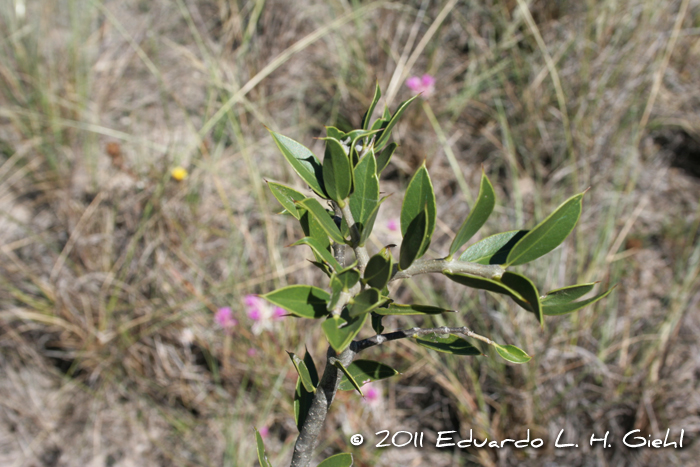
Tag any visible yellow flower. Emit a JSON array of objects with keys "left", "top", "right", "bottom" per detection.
[{"left": 171, "top": 166, "right": 188, "bottom": 181}]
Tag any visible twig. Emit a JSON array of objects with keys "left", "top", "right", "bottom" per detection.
[
  {"left": 352, "top": 326, "right": 493, "bottom": 352},
  {"left": 339, "top": 202, "right": 370, "bottom": 273},
  {"left": 392, "top": 258, "right": 504, "bottom": 281}
]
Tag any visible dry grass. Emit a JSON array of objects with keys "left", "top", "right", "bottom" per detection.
[{"left": 1, "top": 0, "right": 700, "bottom": 466}]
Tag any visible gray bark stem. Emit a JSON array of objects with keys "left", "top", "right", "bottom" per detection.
[{"left": 289, "top": 346, "right": 355, "bottom": 467}]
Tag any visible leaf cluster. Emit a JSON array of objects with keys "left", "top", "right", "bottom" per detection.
[{"left": 259, "top": 84, "right": 611, "bottom": 465}]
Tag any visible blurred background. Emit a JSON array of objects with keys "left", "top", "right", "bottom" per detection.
[{"left": 1, "top": 0, "right": 699, "bottom": 466}]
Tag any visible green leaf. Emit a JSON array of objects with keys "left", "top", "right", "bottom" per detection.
[
  {"left": 371, "top": 312, "right": 384, "bottom": 334},
  {"left": 309, "top": 261, "right": 332, "bottom": 277},
  {"left": 300, "top": 210, "right": 332, "bottom": 254},
  {"left": 500, "top": 271, "right": 543, "bottom": 324},
  {"left": 268, "top": 181, "right": 306, "bottom": 220},
  {"left": 399, "top": 206, "right": 428, "bottom": 270},
  {"left": 294, "top": 350, "right": 319, "bottom": 431},
  {"left": 317, "top": 453, "right": 353, "bottom": 467},
  {"left": 415, "top": 334, "right": 481, "bottom": 355},
  {"left": 375, "top": 94, "right": 419, "bottom": 149},
  {"left": 400, "top": 164, "right": 436, "bottom": 257},
  {"left": 382, "top": 104, "right": 391, "bottom": 120},
  {"left": 375, "top": 142, "right": 397, "bottom": 174},
  {"left": 255, "top": 427, "right": 273, "bottom": 467},
  {"left": 506, "top": 193, "right": 585, "bottom": 266},
  {"left": 459, "top": 230, "right": 529, "bottom": 264},
  {"left": 540, "top": 283, "right": 596, "bottom": 305},
  {"left": 335, "top": 268, "right": 361, "bottom": 291},
  {"left": 358, "top": 195, "right": 389, "bottom": 247},
  {"left": 370, "top": 117, "right": 388, "bottom": 132},
  {"left": 287, "top": 351, "right": 316, "bottom": 392},
  {"left": 349, "top": 150, "right": 379, "bottom": 230},
  {"left": 348, "top": 288, "right": 386, "bottom": 318},
  {"left": 322, "top": 310, "right": 368, "bottom": 353},
  {"left": 322, "top": 138, "right": 353, "bottom": 205},
  {"left": 333, "top": 359, "right": 363, "bottom": 396},
  {"left": 269, "top": 130, "right": 325, "bottom": 197},
  {"left": 325, "top": 126, "right": 346, "bottom": 141},
  {"left": 449, "top": 171, "right": 496, "bottom": 256},
  {"left": 542, "top": 286, "right": 614, "bottom": 316},
  {"left": 444, "top": 271, "right": 539, "bottom": 314},
  {"left": 262, "top": 285, "right": 330, "bottom": 319},
  {"left": 338, "top": 360, "right": 399, "bottom": 391},
  {"left": 364, "top": 252, "right": 393, "bottom": 290},
  {"left": 292, "top": 237, "right": 342, "bottom": 272},
  {"left": 375, "top": 303, "right": 456, "bottom": 316},
  {"left": 296, "top": 198, "right": 346, "bottom": 244},
  {"left": 494, "top": 344, "right": 531, "bottom": 363},
  {"left": 362, "top": 82, "right": 382, "bottom": 130}
]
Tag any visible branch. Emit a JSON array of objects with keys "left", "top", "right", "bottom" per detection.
[
  {"left": 351, "top": 326, "right": 493, "bottom": 353},
  {"left": 290, "top": 346, "right": 356, "bottom": 467},
  {"left": 391, "top": 258, "right": 504, "bottom": 281},
  {"left": 290, "top": 224, "right": 359, "bottom": 467},
  {"left": 339, "top": 202, "right": 370, "bottom": 274}
]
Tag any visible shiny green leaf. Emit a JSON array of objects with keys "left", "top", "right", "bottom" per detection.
[
  {"left": 317, "top": 453, "right": 353, "bottom": 467},
  {"left": 255, "top": 428, "right": 273, "bottom": 467},
  {"left": 349, "top": 151, "right": 379, "bottom": 230},
  {"left": 262, "top": 285, "right": 329, "bottom": 319},
  {"left": 268, "top": 181, "right": 306, "bottom": 220},
  {"left": 399, "top": 206, "right": 428, "bottom": 270},
  {"left": 506, "top": 193, "right": 584, "bottom": 266},
  {"left": 336, "top": 268, "right": 361, "bottom": 291},
  {"left": 542, "top": 286, "right": 614, "bottom": 316},
  {"left": 375, "top": 142, "right": 397, "bottom": 174},
  {"left": 364, "top": 252, "right": 393, "bottom": 290},
  {"left": 338, "top": 360, "right": 399, "bottom": 391},
  {"left": 443, "top": 271, "right": 531, "bottom": 311},
  {"left": 333, "top": 359, "right": 363, "bottom": 396},
  {"left": 375, "top": 94, "right": 419, "bottom": 149},
  {"left": 415, "top": 334, "right": 481, "bottom": 355},
  {"left": 358, "top": 195, "right": 389, "bottom": 247},
  {"left": 400, "top": 164, "right": 436, "bottom": 257},
  {"left": 322, "top": 310, "right": 368, "bottom": 353},
  {"left": 296, "top": 198, "right": 346, "bottom": 244},
  {"left": 459, "top": 230, "right": 529, "bottom": 264},
  {"left": 371, "top": 312, "right": 384, "bottom": 334},
  {"left": 287, "top": 351, "right": 316, "bottom": 392},
  {"left": 292, "top": 237, "right": 341, "bottom": 271},
  {"left": 322, "top": 138, "right": 353, "bottom": 204},
  {"left": 348, "top": 288, "right": 386, "bottom": 318},
  {"left": 326, "top": 126, "right": 346, "bottom": 140},
  {"left": 362, "top": 82, "right": 382, "bottom": 130},
  {"left": 500, "top": 271, "right": 543, "bottom": 324},
  {"left": 293, "top": 350, "right": 318, "bottom": 431},
  {"left": 269, "top": 130, "right": 325, "bottom": 197},
  {"left": 375, "top": 303, "right": 456, "bottom": 316},
  {"left": 449, "top": 171, "right": 495, "bottom": 256},
  {"left": 494, "top": 344, "right": 531, "bottom": 363},
  {"left": 300, "top": 210, "right": 331, "bottom": 254},
  {"left": 541, "top": 283, "right": 596, "bottom": 305}
]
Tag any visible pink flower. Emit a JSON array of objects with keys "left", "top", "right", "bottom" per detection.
[
  {"left": 406, "top": 74, "right": 436, "bottom": 97},
  {"left": 244, "top": 294, "right": 285, "bottom": 335},
  {"left": 247, "top": 348, "right": 258, "bottom": 357},
  {"left": 215, "top": 307, "right": 238, "bottom": 331},
  {"left": 259, "top": 426, "right": 269, "bottom": 438},
  {"left": 273, "top": 307, "right": 286, "bottom": 320},
  {"left": 363, "top": 382, "right": 381, "bottom": 405},
  {"left": 387, "top": 218, "right": 399, "bottom": 232}
]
